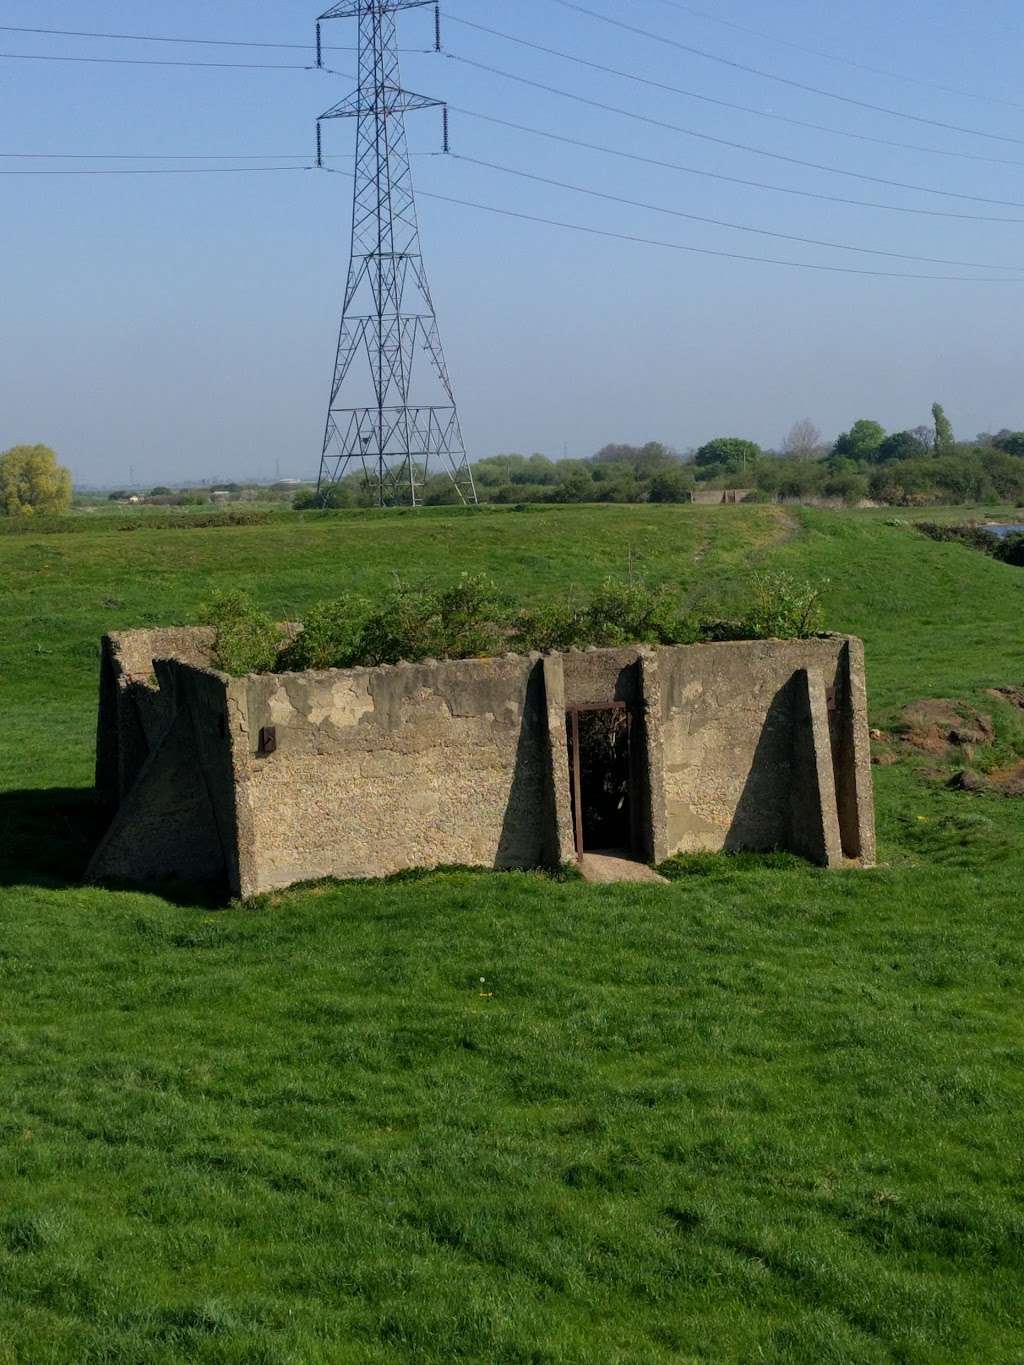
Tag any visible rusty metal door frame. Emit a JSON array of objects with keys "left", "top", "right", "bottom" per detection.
[{"left": 566, "top": 700, "right": 632, "bottom": 860}]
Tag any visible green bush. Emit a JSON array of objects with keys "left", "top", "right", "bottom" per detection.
[
  {"left": 277, "top": 596, "right": 369, "bottom": 672},
  {"left": 917, "top": 522, "right": 1000, "bottom": 554},
  {"left": 354, "top": 575, "right": 511, "bottom": 666},
  {"left": 737, "top": 570, "right": 826, "bottom": 640},
  {"left": 513, "top": 579, "right": 696, "bottom": 653},
  {"left": 202, "top": 590, "right": 284, "bottom": 676},
  {"left": 994, "top": 533, "right": 1024, "bottom": 568},
  {"left": 647, "top": 468, "right": 693, "bottom": 503},
  {"left": 201, "top": 570, "right": 829, "bottom": 674},
  {"left": 584, "top": 578, "right": 695, "bottom": 647}
]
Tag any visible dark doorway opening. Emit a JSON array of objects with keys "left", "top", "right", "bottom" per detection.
[{"left": 567, "top": 704, "right": 634, "bottom": 856}]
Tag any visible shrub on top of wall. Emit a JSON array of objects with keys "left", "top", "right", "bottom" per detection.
[
  {"left": 200, "top": 570, "right": 830, "bottom": 676},
  {"left": 201, "top": 590, "right": 284, "bottom": 676}
]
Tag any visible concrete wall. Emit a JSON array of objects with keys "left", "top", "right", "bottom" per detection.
[
  {"left": 87, "top": 630, "right": 875, "bottom": 898},
  {"left": 234, "top": 656, "right": 552, "bottom": 893},
  {"left": 95, "top": 627, "right": 216, "bottom": 807},
  {"left": 652, "top": 637, "right": 873, "bottom": 863}
]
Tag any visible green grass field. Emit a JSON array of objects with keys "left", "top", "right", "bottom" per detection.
[{"left": 2, "top": 504, "right": 1023, "bottom": 1362}]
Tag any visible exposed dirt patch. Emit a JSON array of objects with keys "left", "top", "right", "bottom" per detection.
[
  {"left": 890, "top": 699, "right": 993, "bottom": 756},
  {"left": 876, "top": 694, "right": 1024, "bottom": 795},
  {"left": 989, "top": 759, "right": 1024, "bottom": 797},
  {"left": 988, "top": 686, "right": 1024, "bottom": 712}
]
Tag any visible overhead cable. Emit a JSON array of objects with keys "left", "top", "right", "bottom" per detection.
[
  {"left": 642, "top": 0, "right": 1024, "bottom": 115},
  {"left": 400, "top": 182, "right": 1024, "bottom": 283},
  {"left": 447, "top": 54, "right": 1024, "bottom": 210},
  {"left": 454, "top": 153, "right": 1021, "bottom": 271},
  {"left": 0, "top": 50, "right": 309, "bottom": 70},
  {"left": 447, "top": 16, "right": 1024, "bottom": 172},
  {"left": 0, "top": 23, "right": 426, "bottom": 53},
  {"left": 552, "top": 0, "right": 1024, "bottom": 148},
  {"left": 451, "top": 105, "right": 1024, "bottom": 223},
  {"left": 0, "top": 165, "right": 312, "bottom": 176}
]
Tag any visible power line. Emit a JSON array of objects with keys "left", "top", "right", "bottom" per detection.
[
  {"left": 0, "top": 23, "right": 325, "bottom": 49},
  {"left": 447, "top": 16, "right": 1024, "bottom": 172},
  {"left": 0, "top": 165, "right": 312, "bottom": 176},
  {"left": 0, "top": 23, "right": 426, "bottom": 54},
  {"left": 0, "top": 152, "right": 310, "bottom": 160},
  {"left": 641, "top": 0, "right": 1024, "bottom": 115},
  {"left": 6, "top": 129, "right": 1021, "bottom": 224},
  {"left": 553, "top": 0, "right": 1024, "bottom": 149},
  {"left": 7, "top": 14, "right": 1016, "bottom": 121},
  {"left": 0, "top": 152, "right": 438, "bottom": 161},
  {"left": 447, "top": 54, "right": 1024, "bottom": 210},
  {"left": 451, "top": 105, "right": 1024, "bottom": 223},
  {"left": 454, "top": 153, "right": 1023, "bottom": 272},
  {"left": 399, "top": 180, "right": 1024, "bottom": 283},
  {"left": 0, "top": 50, "right": 309, "bottom": 70}
]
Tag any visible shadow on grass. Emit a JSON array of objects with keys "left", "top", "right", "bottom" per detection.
[{"left": 0, "top": 788, "right": 222, "bottom": 908}]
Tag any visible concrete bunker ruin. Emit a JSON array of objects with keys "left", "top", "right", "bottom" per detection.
[{"left": 88, "top": 630, "right": 876, "bottom": 897}]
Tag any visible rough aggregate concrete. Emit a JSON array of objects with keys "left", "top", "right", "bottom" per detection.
[{"left": 88, "top": 631, "right": 876, "bottom": 897}]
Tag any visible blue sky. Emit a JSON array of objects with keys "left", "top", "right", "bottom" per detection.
[{"left": 2, "top": 0, "right": 1023, "bottom": 486}]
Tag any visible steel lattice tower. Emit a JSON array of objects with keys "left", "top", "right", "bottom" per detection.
[{"left": 315, "top": 1, "right": 476, "bottom": 507}]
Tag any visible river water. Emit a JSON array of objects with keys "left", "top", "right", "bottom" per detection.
[{"left": 986, "top": 523, "right": 1024, "bottom": 538}]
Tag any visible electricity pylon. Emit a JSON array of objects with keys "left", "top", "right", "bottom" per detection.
[{"left": 315, "top": 1, "right": 476, "bottom": 508}]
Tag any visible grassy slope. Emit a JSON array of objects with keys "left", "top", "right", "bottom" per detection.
[{"left": 1, "top": 505, "right": 1023, "bottom": 1363}]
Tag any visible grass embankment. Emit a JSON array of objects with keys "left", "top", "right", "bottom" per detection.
[{"left": 1, "top": 504, "right": 1023, "bottom": 1362}]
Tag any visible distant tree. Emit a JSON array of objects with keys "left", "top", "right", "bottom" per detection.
[
  {"left": 549, "top": 468, "right": 593, "bottom": 503},
  {"left": 833, "top": 420, "right": 886, "bottom": 462},
  {"left": 591, "top": 441, "right": 677, "bottom": 480},
  {"left": 647, "top": 467, "right": 693, "bottom": 503},
  {"left": 0, "top": 444, "right": 73, "bottom": 516},
  {"left": 633, "top": 442, "right": 678, "bottom": 479},
  {"left": 522, "top": 453, "right": 560, "bottom": 485},
  {"left": 555, "top": 459, "right": 593, "bottom": 483},
  {"left": 694, "top": 437, "right": 762, "bottom": 473},
  {"left": 593, "top": 443, "right": 640, "bottom": 464},
  {"left": 107, "top": 491, "right": 128, "bottom": 502},
  {"left": 823, "top": 470, "right": 870, "bottom": 504},
  {"left": 909, "top": 426, "right": 933, "bottom": 452},
  {"left": 877, "top": 430, "right": 931, "bottom": 463},
  {"left": 149, "top": 486, "right": 173, "bottom": 497},
  {"left": 782, "top": 419, "right": 826, "bottom": 461},
  {"left": 932, "top": 403, "right": 955, "bottom": 456},
  {"left": 994, "top": 431, "right": 1024, "bottom": 458}
]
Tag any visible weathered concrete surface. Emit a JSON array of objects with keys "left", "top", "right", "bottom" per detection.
[
  {"left": 579, "top": 853, "right": 669, "bottom": 885},
  {"left": 235, "top": 656, "right": 549, "bottom": 893},
  {"left": 656, "top": 637, "right": 874, "bottom": 866},
  {"left": 88, "top": 631, "right": 876, "bottom": 897},
  {"left": 95, "top": 627, "right": 216, "bottom": 807}
]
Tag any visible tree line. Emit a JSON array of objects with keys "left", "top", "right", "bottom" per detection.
[
  {"left": 302, "top": 406, "right": 1024, "bottom": 509},
  {"left": 5, "top": 404, "right": 1024, "bottom": 518}
]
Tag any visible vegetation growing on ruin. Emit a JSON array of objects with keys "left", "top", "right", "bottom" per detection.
[
  {"left": 203, "top": 568, "right": 827, "bottom": 675},
  {"left": 2, "top": 504, "right": 1024, "bottom": 1360}
]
